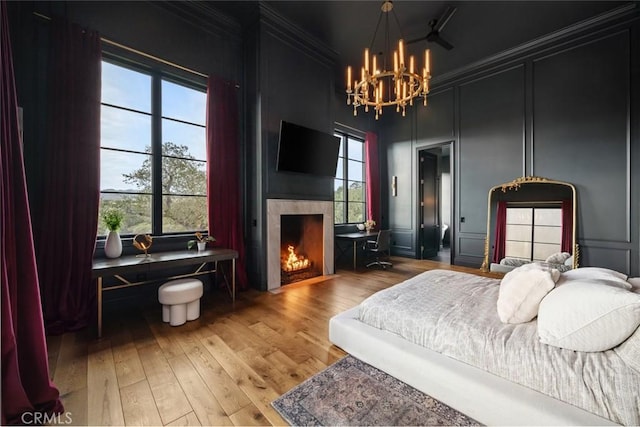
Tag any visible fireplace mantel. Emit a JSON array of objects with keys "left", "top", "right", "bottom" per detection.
[{"left": 266, "top": 199, "right": 334, "bottom": 290}]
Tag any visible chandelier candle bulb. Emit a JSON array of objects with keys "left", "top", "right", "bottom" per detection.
[
  {"left": 398, "top": 39, "right": 404, "bottom": 68},
  {"left": 365, "top": 48, "right": 370, "bottom": 73},
  {"left": 425, "top": 49, "right": 430, "bottom": 74},
  {"left": 347, "top": 66, "right": 352, "bottom": 91}
]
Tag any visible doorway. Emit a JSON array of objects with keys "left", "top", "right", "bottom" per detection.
[{"left": 418, "top": 144, "right": 452, "bottom": 263}]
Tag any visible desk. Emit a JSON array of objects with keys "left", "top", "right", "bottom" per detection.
[
  {"left": 335, "top": 231, "right": 378, "bottom": 270},
  {"left": 92, "top": 248, "right": 238, "bottom": 338}
]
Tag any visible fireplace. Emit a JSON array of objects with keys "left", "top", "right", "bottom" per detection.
[
  {"left": 280, "top": 214, "right": 323, "bottom": 285},
  {"left": 267, "top": 199, "right": 334, "bottom": 290}
]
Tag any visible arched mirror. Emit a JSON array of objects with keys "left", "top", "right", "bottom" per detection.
[{"left": 480, "top": 176, "right": 578, "bottom": 273}]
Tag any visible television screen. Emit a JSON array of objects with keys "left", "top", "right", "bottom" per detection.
[{"left": 276, "top": 121, "right": 340, "bottom": 177}]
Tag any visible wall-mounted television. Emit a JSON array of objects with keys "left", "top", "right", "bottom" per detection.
[{"left": 276, "top": 120, "right": 340, "bottom": 177}]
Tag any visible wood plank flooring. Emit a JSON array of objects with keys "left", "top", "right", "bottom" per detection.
[{"left": 46, "top": 258, "right": 499, "bottom": 426}]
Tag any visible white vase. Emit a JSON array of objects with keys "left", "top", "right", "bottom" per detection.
[
  {"left": 197, "top": 241, "right": 207, "bottom": 251},
  {"left": 105, "top": 230, "right": 122, "bottom": 258}
]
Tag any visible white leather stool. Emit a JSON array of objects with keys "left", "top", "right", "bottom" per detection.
[{"left": 158, "top": 278, "right": 203, "bottom": 326}]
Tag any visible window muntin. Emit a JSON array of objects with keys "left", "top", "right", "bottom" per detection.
[
  {"left": 505, "top": 206, "right": 562, "bottom": 261},
  {"left": 334, "top": 131, "right": 366, "bottom": 225},
  {"left": 99, "top": 60, "right": 207, "bottom": 237}
]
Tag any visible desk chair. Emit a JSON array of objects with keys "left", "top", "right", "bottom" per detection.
[{"left": 363, "top": 229, "right": 393, "bottom": 269}]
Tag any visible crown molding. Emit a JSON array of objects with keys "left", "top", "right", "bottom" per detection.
[
  {"left": 257, "top": 1, "right": 337, "bottom": 68},
  {"left": 432, "top": 2, "right": 638, "bottom": 88},
  {"left": 150, "top": 0, "right": 243, "bottom": 43}
]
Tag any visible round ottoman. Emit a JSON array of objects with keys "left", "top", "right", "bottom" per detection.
[{"left": 158, "top": 278, "right": 203, "bottom": 326}]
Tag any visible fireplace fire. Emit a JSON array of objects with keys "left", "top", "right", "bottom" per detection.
[
  {"left": 279, "top": 213, "right": 324, "bottom": 285},
  {"left": 282, "top": 245, "right": 311, "bottom": 272}
]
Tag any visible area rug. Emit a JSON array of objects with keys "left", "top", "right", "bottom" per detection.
[{"left": 272, "top": 355, "right": 481, "bottom": 426}]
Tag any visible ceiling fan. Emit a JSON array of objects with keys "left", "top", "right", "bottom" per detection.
[{"left": 407, "top": 6, "right": 457, "bottom": 50}]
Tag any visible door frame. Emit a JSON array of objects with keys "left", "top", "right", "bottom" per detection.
[{"left": 415, "top": 141, "right": 454, "bottom": 262}]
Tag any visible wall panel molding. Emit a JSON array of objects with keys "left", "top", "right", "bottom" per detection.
[{"left": 432, "top": 3, "right": 638, "bottom": 89}]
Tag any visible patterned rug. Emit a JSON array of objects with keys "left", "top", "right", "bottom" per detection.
[{"left": 272, "top": 356, "right": 481, "bottom": 426}]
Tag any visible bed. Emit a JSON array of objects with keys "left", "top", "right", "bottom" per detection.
[{"left": 329, "top": 269, "right": 640, "bottom": 426}]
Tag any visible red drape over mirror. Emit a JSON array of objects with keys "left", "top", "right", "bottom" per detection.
[
  {"left": 492, "top": 201, "right": 507, "bottom": 264},
  {"left": 561, "top": 199, "right": 573, "bottom": 253}
]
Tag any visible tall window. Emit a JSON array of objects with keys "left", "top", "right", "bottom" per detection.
[
  {"left": 505, "top": 206, "right": 562, "bottom": 261},
  {"left": 99, "top": 59, "right": 207, "bottom": 236},
  {"left": 334, "top": 131, "right": 366, "bottom": 224}
]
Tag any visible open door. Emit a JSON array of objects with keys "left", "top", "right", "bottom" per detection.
[{"left": 419, "top": 151, "right": 440, "bottom": 259}]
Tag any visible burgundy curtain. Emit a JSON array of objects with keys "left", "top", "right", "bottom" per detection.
[
  {"left": 1, "top": 2, "right": 64, "bottom": 423},
  {"left": 206, "top": 76, "right": 248, "bottom": 290},
  {"left": 492, "top": 201, "right": 507, "bottom": 263},
  {"left": 561, "top": 199, "right": 573, "bottom": 253},
  {"left": 365, "top": 131, "right": 380, "bottom": 224},
  {"left": 34, "top": 18, "right": 101, "bottom": 334}
]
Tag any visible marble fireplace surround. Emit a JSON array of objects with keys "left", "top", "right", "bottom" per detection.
[{"left": 266, "top": 199, "right": 335, "bottom": 290}]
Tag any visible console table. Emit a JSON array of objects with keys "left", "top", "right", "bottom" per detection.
[{"left": 92, "top": 248, "right": 238, "bottom": 338}]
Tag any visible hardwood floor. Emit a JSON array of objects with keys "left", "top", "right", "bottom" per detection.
[{"left": 46, "top": 258, "right": 498, "bottom": 426}]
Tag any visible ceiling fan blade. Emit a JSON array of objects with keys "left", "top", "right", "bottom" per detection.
[
  {"left": 406, "top": 34, "right": 429, "bottom": 44},
  {"left": 434, "top": 6, "right": 456, "bottom": 33},
  {"left": 434, "top": 35, "right": 454, "bottom": 50}
]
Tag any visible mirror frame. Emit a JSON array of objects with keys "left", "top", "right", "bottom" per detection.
[{"left": 480, "top": 176, "right": 579, "bottom": 272}]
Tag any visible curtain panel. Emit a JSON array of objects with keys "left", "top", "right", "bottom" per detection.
[
  {"left": 206, "top": 76, "right": 248, "bottom": 289},
  {"left": 561, "top": 199, "right": 573, "bottom": 253},
  {"left": 1, "top": 2, "right": 64, "bottom": 423},
  {"left": 492, "top": 200, "right": 507, "bottom": 263},
  {"left": 34, "top": 18, "right": 101, "bottom": 334},
  {"left": 365, "top": 132, "right": 380, "bottom": 225}
]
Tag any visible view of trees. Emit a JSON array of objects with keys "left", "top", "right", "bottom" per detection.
[
  {"left": 99, "top": 142, "right": 207, "bottom": 235},
  {"left": 334, "top": 181, "right": 365, "bottom": 224}
]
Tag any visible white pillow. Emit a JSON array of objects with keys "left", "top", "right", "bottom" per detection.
[
  {"left": 500, "top": 257, "right": 528, "bottom": 267},
  {"left": 563, "top": 267, "right": 628, "bottom": 280},
  {"left": 497, "top": 264, "right": 560, "bottom": 324},
  {"left": 628, "top": 277, "right": 640, "bottom": 293},
  {"left": 563, "top": 255, "right": 574, "bottom": 266},
  {"left": 545, "top": 252, "right": 571, "bottom": 264},
  {"left": 614, "top": 325, "right": 640, "bottom": 374},
  {"left": 559, "top": 267, "right": 631, "bottom": 290},
  {"left": 538, "top": 280, "right": 640, "bottom": 352}
]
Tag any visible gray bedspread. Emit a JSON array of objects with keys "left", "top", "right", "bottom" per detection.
[{"left": 358, "top": 269, "right": 640, "bottom": 425}]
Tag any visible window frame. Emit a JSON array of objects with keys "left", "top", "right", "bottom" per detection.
[
  {"left": 99, "top": 54, "right": 207, "bottom": 238},
  {"left": 333, "top": 129, "right": 367, "bottom": 225},
  {"left": 504, "top": 205, "right": 563, "bottom": 262}
]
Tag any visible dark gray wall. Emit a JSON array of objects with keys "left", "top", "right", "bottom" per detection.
[
  {"left": 243, "top": 4, "right": 337, "bottom": 289},
  {"left": 382, "top": 5, "right": 640, "bottom": 275}
]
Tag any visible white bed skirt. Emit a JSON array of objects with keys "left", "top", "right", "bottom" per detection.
[{"left": 329, "top": 306, "right": 616, "bottom": 426}]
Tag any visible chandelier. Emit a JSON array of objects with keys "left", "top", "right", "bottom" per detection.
[{"left": 346, "top": 1, "right": 431, "bottom": 120}]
